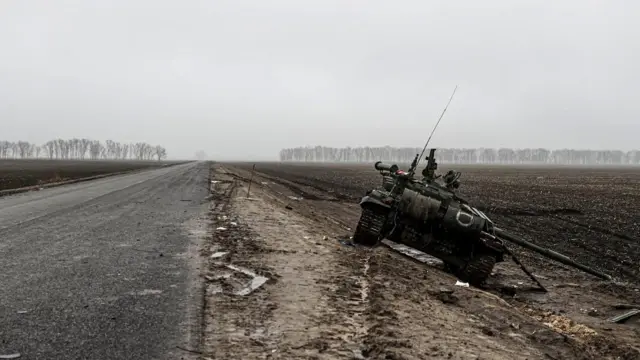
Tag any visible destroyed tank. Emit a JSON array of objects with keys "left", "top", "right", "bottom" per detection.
[{"left": 353, "top": 149, "right": 612, "bottom": 288}]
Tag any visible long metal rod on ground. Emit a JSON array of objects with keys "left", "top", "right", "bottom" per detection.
[
  {"left": 503, "top": 247, "right": 548, "bottom": 292},
  {"left": 494, "top": 227, "right": 612, "bottom": 280}
]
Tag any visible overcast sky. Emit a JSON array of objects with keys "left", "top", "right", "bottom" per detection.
[{"left": 1, "top": 1, "right": 638, "bottom": 160}]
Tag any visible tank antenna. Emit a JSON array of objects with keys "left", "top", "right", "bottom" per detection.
[{"left": 411, "top": 85, "right": 458, "bottom": 175}]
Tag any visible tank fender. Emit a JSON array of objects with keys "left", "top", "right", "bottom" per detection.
[
  {"left": 359, "top": 195, "right": 391, "bottom": 209},
  {"left": 478, "top": 235, "right": 506, "bottom": 253}
]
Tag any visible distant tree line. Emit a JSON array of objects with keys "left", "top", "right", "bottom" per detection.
[
  {"left": 279, "top": 146, "right": 640, "bottom": 165},
  {"left": 0, "top": 139, "right": 167, "bottom": 161}
]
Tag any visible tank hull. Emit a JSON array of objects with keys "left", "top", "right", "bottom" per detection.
[{"left": 355, "top": 189, "right": 505, "bottom": 285}]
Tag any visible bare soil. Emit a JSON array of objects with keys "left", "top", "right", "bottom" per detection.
[
  {"left": 201, "top": 162, "right": 640, "bottom": 360},
  {"left": 0, "top": 159, "right": 184, "bottom": 191}
]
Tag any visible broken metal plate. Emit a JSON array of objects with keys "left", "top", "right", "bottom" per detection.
[{"left": 608, "top": 309, "right": 640, "bottom": 323}]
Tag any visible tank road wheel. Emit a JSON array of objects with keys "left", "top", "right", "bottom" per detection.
[
  {"left": 352, "top": 206, "right": 388, "bottom": 247},
  {"left": 457, "top": 253, "right": 496, "bottom": 286}
]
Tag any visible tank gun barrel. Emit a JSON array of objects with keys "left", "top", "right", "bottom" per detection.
[
  {"left": 374, "top": 161, "right": 399, "bottom": 173},
  {"left": 494, "top": 228, "right": 612, "bottom": 280}
]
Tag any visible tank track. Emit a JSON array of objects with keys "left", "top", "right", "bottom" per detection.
[
  {"left": 457, "top": 253, "right": 497, "bottom": 286},
  {"left": 352, "top": 206, "right": 388, "bottom": 246}
]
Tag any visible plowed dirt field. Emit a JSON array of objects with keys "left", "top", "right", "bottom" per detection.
[
  {"left": 0, "top": 159, "right": 183, "bottom": 191},
  {"left": 201, "top": 162, "right": 640, "bottom": 360}
]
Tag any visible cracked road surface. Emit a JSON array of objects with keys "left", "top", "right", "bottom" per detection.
[{"left": 0, "top": 162, "right": 209, "bottom": 360}]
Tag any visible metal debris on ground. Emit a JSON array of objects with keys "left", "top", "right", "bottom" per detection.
[
  {"left": 455, "top": 280, "right": 470, "bottom": 287},
  {"left": 216, "top": 227, "right": 227, "bottom": 231},
  {"left": 210, "top": 251, "right": 228, "bottom": 258},
  {"left": 608, "top": 309, "right": 640, "bottom": 323},
  {"left": 0, "top": 354, "right": 21, "bottom": 359},
  {"left": 338, "top": 239, "right": 355, "bottom": 247},
  {"left": 226, "top": 264, "right": 269, "bottom": 296}
]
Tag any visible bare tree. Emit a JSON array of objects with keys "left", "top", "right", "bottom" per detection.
[
  {"left": 154, "top": 146, "right": 167, "bottom": 161},
  {"left": 279, "top": 146, "right": 640, "bottom": 165},
  {"left": 0, "top": 138, "right": 169, "bottom": 161}
]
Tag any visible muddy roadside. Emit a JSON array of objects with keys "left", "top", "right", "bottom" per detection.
[
  {"left": 201, "top": 164, "right": 375, "bottom": 359},
  {"left": 211, "top": 163, "right": 640, "bottom": 360}
]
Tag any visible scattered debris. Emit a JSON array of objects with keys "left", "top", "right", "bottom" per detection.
[
  {"left": 608, "top": 309, "right": 640, "bottom": 323},
  {"left": 226, "top": 264, "right": 269, "bottom": 296},
  {"left": 210, "top": 251, "right": 228, "bottom": 258},
  {"left": 352, "top": 349, "right": 366, "bottom": 360},
  {"left": 381, "top": 239, "right": 443, "bottom": 266},
  {"left": 205, "top": 273, "right": 232, "bottom": 282},
  {"left": 455, "top": 280, "right": 470, "bottom": 287},
  {"left": 338, "top": 239, "right": 355, "bottom": 247},
  {"left": 16, "top": 310, "right": 28, "bottom": 314},
  {"left": 0, "top": 354, "right": 21, "bottom": 359},
  {"left": 216, "top": 227, "right": 227, "bottom": 231},
  {"left": 287, "top": 196, "right": 303, "bottom": 201},
  {"left": 211, "top": 180, "right": 220, "bottom": 184},
  {"left": 555, "top": 283, "right": 581, "bottom": 288},
  {"left": 230, "top": 222, "right": 238, "bottom": 226}
]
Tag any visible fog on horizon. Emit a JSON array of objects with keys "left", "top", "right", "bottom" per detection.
[{"left": 1, "top": 1, "right": 638, "bottom": 161}]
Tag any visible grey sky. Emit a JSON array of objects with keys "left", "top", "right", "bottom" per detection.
[{"left": 1, "top": 1, "right": 638, "bottom": 160}]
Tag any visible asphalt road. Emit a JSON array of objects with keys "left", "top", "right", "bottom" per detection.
[{"left": 0, "top": 162, "right": 210, "bottom": 360}]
